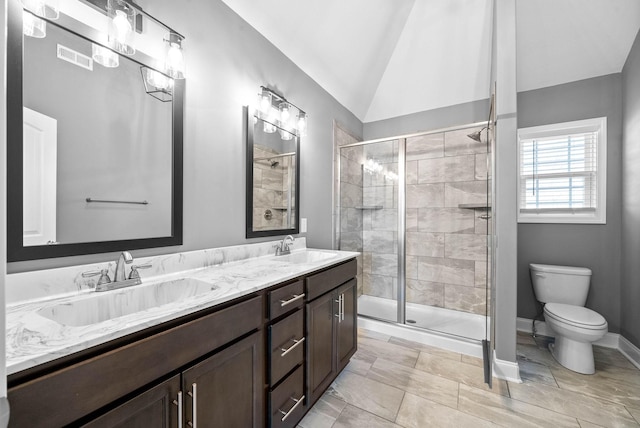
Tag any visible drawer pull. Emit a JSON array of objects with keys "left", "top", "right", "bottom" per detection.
[
  {"left": 279, "top": 394, "right": 305, "bottom": 422},
  {"left": 187, "top": 383, "right": 197, "bottom": 428},
  {"left": 280, "top": 337, "right": 305, "bottom": 357},
  {"left": 173, "top": 391, "right": 183, "bottom": 428},
  {"left": 280, "top": 293, "right": 305, "bottom": 307}
]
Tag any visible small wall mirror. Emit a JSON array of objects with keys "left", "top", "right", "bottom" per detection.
[
  {"left": 7, "top": 0, "right": 184, "bottom": 262},
  {"left": 246, "top": 107, "right": 300, "bottom": 238}
]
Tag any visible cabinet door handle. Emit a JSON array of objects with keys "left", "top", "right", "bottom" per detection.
[
  {"left": 341, "top": 293, "right": 345, "bottom": 321},
  {"left": 279, "top": 394, "right": 305, "bottom": 422},
  {"left": 280, "top": 293, "right": 305, "bottom": 307},
  {"left": 280, "top": 337, "right": 305, "bottom": 357},
  {"left": 187, "top": 383, "right": 197, "bottom": 428},
  {"left": 173, "top": 391, "right": 183, "bottom": 428}
]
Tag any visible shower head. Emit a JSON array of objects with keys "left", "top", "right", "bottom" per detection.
[
  {"left": 467, "top": 126, "right": 488, "bottom": 143},
  {"left": 269, "top": 160, "right": 279, "bottom": 168}
]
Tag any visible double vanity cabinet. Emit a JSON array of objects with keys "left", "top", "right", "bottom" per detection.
[{"left": 7, "top": 257, "right": 357, "bottom": 428}]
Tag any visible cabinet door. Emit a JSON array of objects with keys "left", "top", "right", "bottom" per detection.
[
  {"left": 306, "top": 291, "right": 337, "bottom": 405},
  {"left": 82, "top": 375, "right": 181, "bottom": 428},
  {"left": 182, "top": 331, "right": 264, "bottom": 428},
  {"left": 336, "top": 279, "right": 357, "bottom": 372}
]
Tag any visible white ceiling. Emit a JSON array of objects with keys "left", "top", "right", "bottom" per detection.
[{"left": 220, "top": 0, "right": 640, "bottom": 123}]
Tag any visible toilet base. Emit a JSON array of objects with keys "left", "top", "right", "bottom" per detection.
[{"left": 549, "top": 336, "right": 595, "bottom": 374}]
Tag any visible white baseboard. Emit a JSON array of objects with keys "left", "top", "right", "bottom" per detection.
[
  {"left": 493, "top": 351, "right": 522, "bottom": 383},
  {"left": 619, "top": 336, "right": 640, "bottom": 370},
  {"left": 516, "top": 317, "right": 623, "bottom": 349}
]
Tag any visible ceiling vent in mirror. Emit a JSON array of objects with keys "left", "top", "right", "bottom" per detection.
[{"left": 57, "top": 44, "right": 94, "bottom": 71}]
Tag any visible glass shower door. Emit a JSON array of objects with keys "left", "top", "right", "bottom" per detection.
[{"left": 339, "top": 140, "right": 399, "bottom": 323}]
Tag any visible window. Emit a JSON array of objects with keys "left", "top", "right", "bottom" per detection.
[{"left": 517, "top": 117, "right": 606, "bottom": 224}]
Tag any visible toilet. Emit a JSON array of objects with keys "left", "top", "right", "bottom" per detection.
[{"left": 529, "top": 263, "right": 608, "bottom": 374}]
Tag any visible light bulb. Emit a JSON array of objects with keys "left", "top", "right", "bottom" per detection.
[
  {"left": 279, "top": 102, "right": 290, "bottom": 124},
  {"left": 259, "top": 93, "right": 271, "bottom": 115},
  {"left": 263, "top": 122, "right": 276, "bottom": 134},
  {"left": 297, "top": 114, "right": 307, "bottom": 137},
  {"left": 112, "top": 10, "right": 132, "bottom": 44},
  {"left": 280, "top": 129, "right": 294, "bottom": 141},
  {"left": 147, "top": 69, "right": 172, "bottom": 91},
  {"left": 165, "top": 34, "right": 185, "bottom": 79}
]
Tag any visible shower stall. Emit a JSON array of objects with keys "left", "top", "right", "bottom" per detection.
[{"left": 336, "top": 121, "right": 494, "bottom": 347}]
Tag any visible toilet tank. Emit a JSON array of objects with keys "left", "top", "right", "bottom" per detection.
[{"left": 529, "top": 263, "right": 592, "bottom": 306}]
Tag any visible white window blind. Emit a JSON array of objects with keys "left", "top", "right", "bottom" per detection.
[{"left": 517, "top": 117, "right": 606, "bottom": 224}]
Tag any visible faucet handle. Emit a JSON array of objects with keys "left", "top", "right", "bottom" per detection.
[
  {"left": 128, "top": 263, "right": 152, "bottom": 280},
  {"left": 82, "top": 269, "right": 111, "bottom": 285}
]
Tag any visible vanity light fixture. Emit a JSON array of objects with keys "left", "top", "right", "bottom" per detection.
[
  {"left": 21, "top": 0, "right": 59, "bottom": 20},
  {"left": 141, "top": 66, "right": 174, "bottom": 102},
  {"left": 256, "top": 86, "right": 308, "bottom": 140},
  {"left": 92, "top": 43, "right": 120, "bottom": 68},
  {"left": 107, "top": 0, "right": 136, "bottom": 55},
  {"left": 164, "top": 32, "right": 185, "bottom": 79},
  {"left": 22, "top": 10, "right": 46, "bottom": 38}
]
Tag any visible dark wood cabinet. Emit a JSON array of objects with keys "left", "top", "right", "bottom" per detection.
[
  {"left": 82, "top": 375, "right": 181, "bottom": 428},
  {"left": 182, "top": 331, "right": 264, "bottom": 428},
  {"left": 305, "top": 263, "right": 358, "bottom": 407}
]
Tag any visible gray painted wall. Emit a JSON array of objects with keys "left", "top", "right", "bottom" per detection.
[
  {"left": 363, "top": 99, "right": 489, "bottom": 139},
  {"left": 9, "top": 0, "right": 363, "bottom": 272},
  {"left": 517, "top": 74, "right": 623, "bottom": 333},
  {"left": 24, "top": 24, "right": 172, "bottom": 244},
  {"left": 621, "top": 30, "right": 640, "bottom": 347}
]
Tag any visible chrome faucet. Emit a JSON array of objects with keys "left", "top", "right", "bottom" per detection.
[
  {"left": 274, "top": 235, "right": 295, "bottom": 256},
  {"left": 114, "top": 251, "right": 133, "bottom": 283}
]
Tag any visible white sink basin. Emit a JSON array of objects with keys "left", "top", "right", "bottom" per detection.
[
  {"left": 271, "top": 250, "right": 338, "bottom": 264},
  {"left": 37, "top": 278, "right": 217, "bottom": 327}
]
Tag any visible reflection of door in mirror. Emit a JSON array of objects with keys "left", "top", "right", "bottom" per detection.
[
  {"left": 23, "top": 107, "right": 57, "bottom": 246},
  {"left": 252, "top": 118, "right": 297, "bottom": 231}
]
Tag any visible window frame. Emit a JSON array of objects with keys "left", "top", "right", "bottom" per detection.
[{"left": 517, "top": 117, "right": 607, "bottom": 224}]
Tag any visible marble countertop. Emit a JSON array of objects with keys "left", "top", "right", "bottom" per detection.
[{"left": 6, "top": 248, "right": 358, "bottom": 376}]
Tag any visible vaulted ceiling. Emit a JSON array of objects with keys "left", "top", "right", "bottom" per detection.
[{"left": 220, "top": 0, "right": 640, "bottom": 123}]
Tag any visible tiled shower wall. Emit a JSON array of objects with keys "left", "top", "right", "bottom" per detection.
[
  {"left": 338, "top": 125, "right": 489, "bottom": 317},
  {"left": 253, "top": 145, "right": 296, "bottom": 231}
]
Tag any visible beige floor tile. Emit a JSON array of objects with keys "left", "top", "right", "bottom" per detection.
[
  {"left": 298, "top": 395, "right": 346, "bottom": 428},
  {"left": 461, "top": 354, "right": 484, "bottom": 367},
  {"left": 396, "top": 392, "right": 497, "bottom": 428},
  {"left": 458, "top": 383, "right": 580, "bottom": 428},
  {"left": 359, "top": 328, "right": 392, "bottom": 342},
  {"left": 517, "top": 342, "right": 563, "bottom": 369},
  {"left": 332, "top": 404, "right": 403, "bottom": 427},
  {"left": 344, "top": 356, "right": 373, "bottom": 376},
  {"left": 415, "top": 351, "right": 509, "bottom": 396},
  {"left": 508, "top": 380, "right": 638, "bottom": 427},
  {"left": 593, "top": 346, "right": 638, "bottom": 371},
  {"left": 578, "top": 420, "right": 606, "bottom": 428},
  {"left": 517, "top": 331, "right": 538, "bottom": 346},
  {"left": 387, "top": 336, "right": 463, "bottom": 362},
  {"left": 358, "top": 336, "right": 419, "bottom": 368},
  {"left": 327, "top": 370, "right": 405, "bottom": 422},
  {"left": 518, "top": 358, "right": 559, "bottom": 387},
  {"left": 550, "top": 365, "right": 640, "bottom": 409},
  {"left": 627, "top": 407, "right": 640, "bottom": 424},
  {"left": 367, "top": 357, "right": 460, "bottom": 408}
]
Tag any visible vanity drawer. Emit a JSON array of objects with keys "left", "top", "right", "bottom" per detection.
[
  {"left": 270, "top": 365, "right": 305, "bottom": 428},
  {"left": 269, "top": 309, "right": 304, "bottom": 384},
  {"left": 269, "top": 280, "right": 305, "bottom": 319},
  {"left": 306, "top": 258, "right": 357, "bottom": 301}
]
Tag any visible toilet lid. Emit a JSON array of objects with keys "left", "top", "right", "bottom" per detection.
[{"left": 544, "top": 303, "right": 607, "bottom": 329}]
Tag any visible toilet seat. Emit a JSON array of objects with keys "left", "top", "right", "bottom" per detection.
[{"left": 544, "top": 303, "right": 607, "bottom": 330}]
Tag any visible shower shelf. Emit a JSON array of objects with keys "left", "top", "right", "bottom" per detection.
[
  {"left": 458, "top": 203, "right": 491, "bottom": 210},
  {"left": 355, "top": 206, "right": 383, "bottom": 210}
]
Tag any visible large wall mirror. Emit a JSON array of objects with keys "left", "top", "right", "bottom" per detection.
[
  {"left": 7, "top": 0, "right": 184, "bottom": 262},
  {"left": 245, "top": 106, "right": 300, "bottom": 238}
]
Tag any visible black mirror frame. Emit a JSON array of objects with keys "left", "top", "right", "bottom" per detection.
[
  {"left": 6, "top": 0, "right": 183, "bottom": 262},
  {"left": 245, "top": 106, "right": 300, "bottom": 238}
]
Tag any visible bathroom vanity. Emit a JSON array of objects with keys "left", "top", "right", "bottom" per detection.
[{"left": 5, "top": 246, "right": 358, "bottom": 427}]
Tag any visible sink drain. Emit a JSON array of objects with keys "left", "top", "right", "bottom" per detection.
[{"left": 407, "top": 319, "right": 416, "bottom": 324}]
